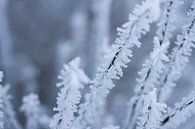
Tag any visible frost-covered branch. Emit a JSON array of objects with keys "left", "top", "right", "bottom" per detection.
[
  {"left": 0, "top": 71, "right": 21, "bottom": 129},
  {"left": 88, "top": 0, "right": 113, "bottom": 127},
  {"left": 21, "top": 93, "right": 50, "bottom": 129},
  {"left": 78, "top": 0, "right": 161, "bottom": 128},
  {"left": 161, "top": 90, "right": 195, "bottom": 129},
  {"left": 158, "top": 1, "right": 195, "bottom": 102},
  {"left": 2, "top": 85, "right": 21, "bottom": 129},
  {"left": 124, "top": 1, "right": 181, "bottom": 128},
  {"left": 136, "top": 89, "right": 167, "bottom": 129},
  {"left": 50, "top": 57, "right": 89, "bottom": 129}
]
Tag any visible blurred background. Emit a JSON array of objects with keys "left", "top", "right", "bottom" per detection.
[{"left": 0, "top": 0, "right": 195, "bottom": 128}]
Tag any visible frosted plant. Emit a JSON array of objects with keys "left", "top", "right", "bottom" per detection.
[
  {"left": 78, "top": 0, "right": 161, "bottom": 128},
  {"left": 136, "top": 89, "right": 167, "bottom": 129},
  {"left": 21, "top": 93, "right": 49, "bottom": 129},
  {"left": 88, "top": 0, "right": 113, "bottom": 126},
  {"left": 2, "top": 85, "right": 21, "bottom": 129},
  {"left": 158, "top": 1, "right": 195, "bottom": 102},
  {"left": 50, "top": 57, "right": 89, "bottom": 129},
  {"left": 0, "top": 71, "right": 21, "bottom": 129},
  {"left": 124, "top": 0, "right": 181, "bottom": 128},
  {"left": 161, "top": 90, "right": 195, "bottom": 129},
  {"left": 102, "top": 125, "right": 120, "bottom": 129}
]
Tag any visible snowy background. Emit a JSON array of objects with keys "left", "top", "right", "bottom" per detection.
[{"left": 0, "top": 0, "right": 195, "bottom": 128}]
